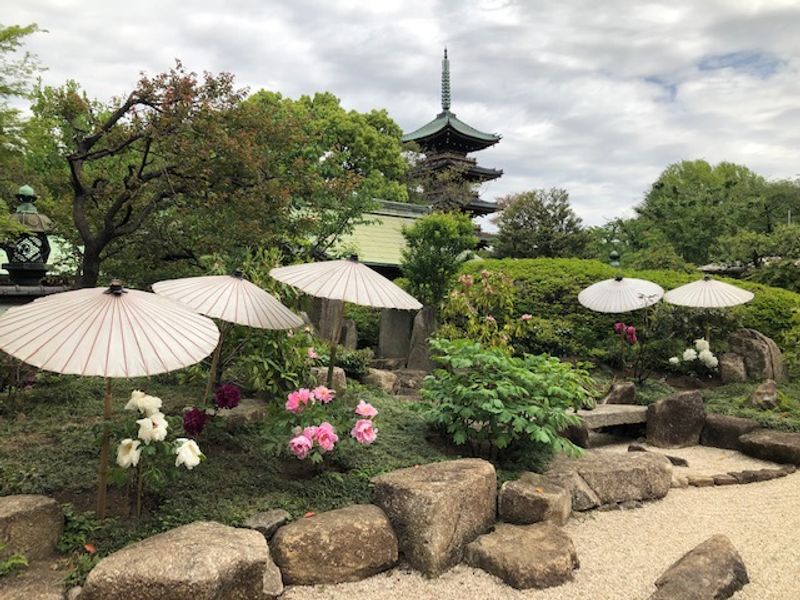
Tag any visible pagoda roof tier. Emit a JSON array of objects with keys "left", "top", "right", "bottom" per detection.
[
  {"left": 463, "top": 195, "right": 499, "bottom": 216},
  {"left": 402, "top": 110, "right": 500, "bottom": 153},
  {"left": 416, "top": 152, "right": 503, "bottom": 182}
]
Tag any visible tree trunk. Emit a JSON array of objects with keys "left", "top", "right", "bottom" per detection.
[{"left": 78, "top": 245, "right": 103, "bottom": 288}]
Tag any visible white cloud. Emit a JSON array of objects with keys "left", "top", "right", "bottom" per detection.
[{"left": 6, "top": 0, "right": 800, "bottom": 224}]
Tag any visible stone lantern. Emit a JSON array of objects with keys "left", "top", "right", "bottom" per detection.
[{"left": 1, "top": 185, "right": 54, "bottom": 285}]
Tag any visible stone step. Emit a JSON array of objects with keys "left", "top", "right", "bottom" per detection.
[{"left": 575, "top": 404, "right": 648, "bottom": 429}]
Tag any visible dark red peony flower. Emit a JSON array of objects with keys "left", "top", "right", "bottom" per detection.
[
  {"left": 183, "top": 407, "right": 209, "bottom": 436},
  {"left": 214, "top": 383, "right": 241, "bottom": 410},
  {"left": 613, "top": 322, "right": 627, "bottom": 335},
  {"left": 625, "top": 325, "right": 638, "bottom": 345}
]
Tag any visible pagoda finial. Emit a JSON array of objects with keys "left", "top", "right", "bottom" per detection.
[{"left": 441, "top": 47, "right": 451, "bottom": 112}]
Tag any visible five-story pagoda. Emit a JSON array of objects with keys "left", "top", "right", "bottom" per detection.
[{"left": 402, "top": 49, "right": 502, "bottom": 216}]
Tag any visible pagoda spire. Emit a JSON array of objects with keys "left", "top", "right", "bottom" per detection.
[{"left": 441, "top": 47, "right": 451, "bottom": 112}]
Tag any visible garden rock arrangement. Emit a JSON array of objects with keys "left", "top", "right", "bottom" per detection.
[
  {"left": 687, "top": 465, "right": 794, "bottom": 488},
  {"left": 648, "top": 535, "right": 749, "bottom": 599},
  {"left": 719, "top": 352, "right": 748, "bottom": 383},
  {"left": 749, "top": 379, "right": 779, "bottom": 409},
  {"left": 243, "top": 509, "right": 291, "bottom": 540},
  {"left": 310, "top": 366, "right": 347, "bottom": 391},
  {"left": 499, "top": 472, "right": 571, "bottom": 525},
  {"left": 464, "top": 523, "right": 579, "bottom": 589},
  {"left": 547, "top": 451, "right": 673, "bottom": 509},
  {"left": 646, "top": 390, "right": 705, "bottom": 448},
  {"left": 739, "top": 429, "right": 800, "bottom": 465},
  {"left": 727, "top": 328, "right": 788, "bottom": 382},
  {"left": 600, "top": 381, "right": 636, "bottom": 405},
  {"left": 80, "top": 521, "right": 283, "bottom": 600},
  {"left": 0, "top": 494, "right": 63, "bottom": 561},
  {"left": 700, "top": 414, "right": 760, "bottom": 451},
  {"left": 371, "top": 458, "right": 497, "bottom": 576},
  {"left": 270, "top": 504, "right": 398, "bottom": 584},
  {"left": 361, "top": 367, "right": 397, "bottom": 393}
]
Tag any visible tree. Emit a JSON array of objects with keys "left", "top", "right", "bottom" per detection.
[
  {"left": 492, "top": 188, "right": 589, "bottom": 259},
  {"left": 400, "top": 212, "right": 477, "bottom": 308}
]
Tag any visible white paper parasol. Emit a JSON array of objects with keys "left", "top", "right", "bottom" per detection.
[
  {"left": 269, "top": 258, "right": 422, "bottom": 311},
  {"left": 578, "top": 276, "right": 664, "bottom": 313},
  {"left": 0, "top": 280, "right": 219, "bottom": 517},
  {"left": 153, "top": 272, "right": 303, "bottom": 403},
  {"left": 270, "top": 257, "right": 422, "bottom": 385},
  {"left": 664, "top": 276, "right": 754, "bottom": 308}
]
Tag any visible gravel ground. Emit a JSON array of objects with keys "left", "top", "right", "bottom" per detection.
[{"left": 283, "top": 446, "right": 800, "bottom": 600}]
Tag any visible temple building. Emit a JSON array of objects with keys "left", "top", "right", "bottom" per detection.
[
  {"left": 342, "top": 49, "right": 503, "bottom": 276},
  {"left": 402, "top": 48, "right": 503, "bottom": 216}
]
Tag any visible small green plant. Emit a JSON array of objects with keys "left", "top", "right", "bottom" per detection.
[
  {"left": 420, "top": 338, "right": 592, "bottom": 462},
  {"left": 0, "top": 544, "right": 28, "bottom": 577},
  {"left": 315, "top": 345, "right": 373, "bottom": 379}
]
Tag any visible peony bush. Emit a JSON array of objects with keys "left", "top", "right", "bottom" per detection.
[{"left": 668, "top": 338, "right": 719, "bottom": 378}]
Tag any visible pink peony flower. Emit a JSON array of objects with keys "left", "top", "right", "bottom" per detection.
[
  {"left": 302, "top": 426, "right": 319, "bottom": 441},
  {"left": 351, "top": 419, "right": 378, "bottom": 445},
  {"left": 315, "top": 422, "right": 339, "bottom": 452},
  {"left": 286, "top": 388, "right": 314, "bottom": 413},
  {"left": 613, "top": 322, "right": 626, "bottom": 335},
  {"left": 355, "top": 400, "right": 378, "bottom": 419},
  {"left": 312, "top": 385, "right": 335, "bottom": 404},
  {"left": 626, "top": 325, "right": 638, "bottom": 345},
  {"left": 307, "top": 347, "right": 319, "bottom": 359},
  {"left": 520, "top": 313, "right": 532, "bottom": 321},
  {"left": 288, "top": 435, "right": 313, "bottom": 459}
]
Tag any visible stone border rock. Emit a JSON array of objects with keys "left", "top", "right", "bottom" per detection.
[{"left": 687, "top": 465, "right": 795, "bottom": 488}]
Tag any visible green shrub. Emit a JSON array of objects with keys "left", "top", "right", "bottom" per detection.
[
  {"left": 344, "top": 304, "right": 381, "bottom": 349},
  {"left": 316, "top": 345, "right": 374, "bottom": 378},
  {"left": 455, "top": 258, "right": 800, "bottom": 364},
  {"left": 420, "top": 338, "right": 591, "bottom": 462}
]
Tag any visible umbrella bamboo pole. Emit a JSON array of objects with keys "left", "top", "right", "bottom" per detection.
[
  {"left": 325, "top": 300, "right": 344, "bottom": 389},
  {"left": 97, "top": 377, "right": 112, "bottom": 518},
  {"left": 203, "top": 321, "right": 230, "bottom": 405}
]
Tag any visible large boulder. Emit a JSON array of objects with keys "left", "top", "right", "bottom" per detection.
[
  {"left": 728, "top": 328, "right": 788, "bottom": 382},
  {"left": 80, "top": 521, "right": 282, "bottom": 600},
  {"left": 601, "top": 381, "right": 636, "bottom": 405},
  {"left": 646, "top": 390, "right": 705, "bottom": 448},
  {"left": 362, "top": 368, "right": 397, "bottom": 394},
  {"left": 340, "top": 319, "right": 358, "bottom": 350},
  {"left": 739, "top": 429, "right": 800, "bottom": 465},
  {"left": 700, "top": 414, "right": 760, "bottom": 451},
  {"left": 719, "top": 353, "right": 747, "bottom": 383},
  {"left": 310, "top": 366, "right": 347, "bottom": 392},
  {"left": 649, "top": 535, "right": 749, "bottom": 600},
  {"left": 499, "top": 473, "right": 571, "bottom": 525},
  {"left": 464, "top": 523, "right": 579, "bottom": 590},
  {"left": 217, "top": 398, "right": 267, "bottom": 429},
  {"left": 547, "top": 451, "right": 672, "bottom": 508},
  {"left": 406, "top": 306, "right": 437, "bottom": 371},
  {"left": 371, "top": 458, "right": 496, "bottom": 576},
  {"left": 308, "top": 297, "right": 344, "bottom": 342},
  {"left": 749, "top": 379, "right": 779, "bottom": 409},
  {"left": 378, "top": 309, "right": 413, "bottom": 359},
  {"left": 271, "top": 504, "right": 397, "bottom": 585},
  {"left": 0, "top": 495, "right": 63, "bottom": 561}
]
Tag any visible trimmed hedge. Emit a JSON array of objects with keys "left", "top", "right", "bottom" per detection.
[{"left": 459, "top": 258, "right": 800, "bottom": 355}]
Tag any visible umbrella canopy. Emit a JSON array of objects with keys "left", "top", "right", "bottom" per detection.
[
  {"left": 0, "top": 282, "right": 220, "bottom": 377},
  {"left": 152, "top": 273, "right": 303, "bottom": 329},
  {"left": 578, "top": 276, "right": 664, "bottom": 313},
  {"left": 269, "top": 258, "right": 422, "bottom": 311},
  {"left": 664, "top": 277, "right": 754, "bottom": 308}
]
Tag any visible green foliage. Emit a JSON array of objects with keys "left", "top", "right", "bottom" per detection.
[
  {"left": 344, "top": 304, "right": 381, "bottom": 349},
  {"left": 493, "top": 188, "right": 590, "bottom": 259},
  {"left": 0, "top": 543, "right": 27, "bottom": 577},
  {"left": 420, "top": 338, "right": 591, "bottom": 462},
  {"left": 400, "top": 212, "right": 478, "bottom": 308},
  {"left": 57, "top": 504, "right": 102, "bottom": 554},
  {"left": 316, "top": 345, "right": 374, "bottom": 378},
  {"left": 702, "top": 381, "right": 800, "bottom": 433}
]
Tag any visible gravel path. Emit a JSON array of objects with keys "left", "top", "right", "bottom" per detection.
[{"left": 283, "top": 446, "right": 800, "bottom": 600}]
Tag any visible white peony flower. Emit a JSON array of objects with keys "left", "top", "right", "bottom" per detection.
[
  {"left": 694, "top": 339, "right": 710, "bottom": 352},
  {"left": 136, "top": 411, "right": 168, "bottom": 444},
  {"left": 125, "top": 390, "right": 162, "bottom": 416},
  {"left": 699, "top": 349, "right": 718, "bottom": 368},
  {"left": 682, "top": 348, "right": 698, "bottom": 361},
  {"left": 174, "top": 438, "right": 203, "bottom": 470},
  {"left": 116, "top": 438, "right": 142, "bottom": 469},
  {"left": 668, "top": 356, "right": 680, "bottom": 365}
]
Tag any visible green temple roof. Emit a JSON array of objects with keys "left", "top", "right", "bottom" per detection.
[{"left": 402, "top": 49, "right": 501, "bottom": 152}]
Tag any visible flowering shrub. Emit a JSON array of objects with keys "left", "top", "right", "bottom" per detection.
[
  {"left": 117, "top": 390, "right": 205, "bottom": 517},
  {"left": 668, "top": 339, "right": 719, "bottom": 377},
  {"left": 270, "top": 385, "right": 379, "bottom": 464},
  {"left": 213, "top": 383, "right": 241, "bottom": 410},
  {"left": 421, "top": 338, "right": 591, "bottom": 461}
]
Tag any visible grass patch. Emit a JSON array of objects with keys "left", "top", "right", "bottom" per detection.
[{"left": 701, "top": 380, "right": 800, "bottom": 432}]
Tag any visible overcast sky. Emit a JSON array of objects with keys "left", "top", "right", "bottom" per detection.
[{"left": 6, "top": 0, "right": 800, "bottom": 225}]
